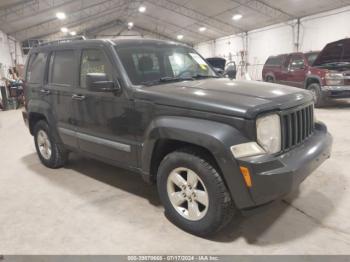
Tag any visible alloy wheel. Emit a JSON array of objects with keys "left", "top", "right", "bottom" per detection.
[
  {"left": 37, "top": 130, "right": 52, "bottom": 160},
  {"left": 166, "top": 167, "right": 209, "bottom": 221}
]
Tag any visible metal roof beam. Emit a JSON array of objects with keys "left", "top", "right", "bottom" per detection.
[
  {"left": 145, "top": 0, "right": 244, "bottom": 35},
  {"left": 4, "top": 0, "right": 82, "bottom": 24},
  {"left": 11, "top": 0, "right": 135, "bottom": 41},
  {"left": 231, "top": 0, "right": 295, "bottom": 20},
  {"left": 0, "top": 0, "right": 72, "bottom": 23},
  {"left": 140, "top": 12, "right": 210, "bottom": 42},
  {"left": 30, "top": 3, "right": 134, "bottom": 41}
]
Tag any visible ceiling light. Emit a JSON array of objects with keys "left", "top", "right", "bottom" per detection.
[
  {"left": 232, "top": 14, "right": 243, "bottom": 20},
  {"left": 127, "top": 22, "right": 134, "bottom": 29},
  {"left": 199, "top": 27, "right": 207, "bottom": 32},
  {"left": 138, "top": 6, "right": 146, "bottom": 12},
  {"left": 60, "top": 27, "right": 68, "bottom": 33},
  {"left": 177, "top": 35, "right": 184, "bottom": 40},
  {"left": 56, "top": 12, "right": 66, "bottom": 20},
  {"left": 69, "top": 31, "right": 76, "bottom": 36}
]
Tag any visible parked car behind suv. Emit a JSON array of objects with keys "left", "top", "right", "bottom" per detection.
[
  {"left": 206, "top": 57, "right": 237, "bottom": 79},
  {"left": 263, "top": 38, "right": 350, "bottom": 107},
  {"left": 23, "top": 38, "right": 332, "bottom": 236}
]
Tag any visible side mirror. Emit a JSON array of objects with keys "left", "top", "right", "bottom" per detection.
[
  {"left": 224, "top": 62, "right": 237, "bottom": 79},
  {"left": 86, "top": 73, "right": 120, "bottom": 92}
]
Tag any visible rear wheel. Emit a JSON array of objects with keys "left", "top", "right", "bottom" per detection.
[
  {"left": 265, "top": 76, "right": 274, "bottom": 83},
  {"left": 157, "top": 149, "right": 236, "bottom": 236},
  {"left": 34, "top": 120, "right": 68, "bottom": 168},
  {"left": 308, "top": 83, "right": 327, "bottom": 108}
]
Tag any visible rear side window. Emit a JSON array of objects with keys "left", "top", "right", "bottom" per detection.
[
  {"left": 265, "top": 55, "right": 284, "bottom": 66},
  {"left": 49, "top": 50, "right": 75, "bottom": 86},
  {"left": 26, "top": 52, "right": 47, "bottom": 84}
]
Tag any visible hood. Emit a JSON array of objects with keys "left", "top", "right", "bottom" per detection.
[
  {"left": 206, "top": 57, "right": 226, "bottom": 70},
  {"left": 134, "top": 78, "right": 313, "bottom": 119},
  {"left": 313, "top": 38, "right": 350, "bottom": 67}
]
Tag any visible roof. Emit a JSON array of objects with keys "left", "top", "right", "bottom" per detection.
[{"left": 0, "top": 0, "right": 348, "bottom": 44}]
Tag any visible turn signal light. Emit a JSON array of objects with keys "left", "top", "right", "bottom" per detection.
[{"left": 240, "top": 166, "right": 252, "bottom": 188}]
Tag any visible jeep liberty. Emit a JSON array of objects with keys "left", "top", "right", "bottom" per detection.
[{"left": 22, "top": 38, "right": 332, "bottom": 236}]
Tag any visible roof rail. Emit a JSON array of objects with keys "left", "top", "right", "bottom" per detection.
[{"left": 38, "top": 36, "right": 86, "bottom": 47}]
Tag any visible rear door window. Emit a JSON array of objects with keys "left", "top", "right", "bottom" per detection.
[
  {"left": 265, "top": 55, "right": 284, "bottom": 66},
  {"left": 48, "top": 50, "right": 75, "bottom": 86},
  {"left": 26, "top": 52, "right": 47, "bottom": 84}
]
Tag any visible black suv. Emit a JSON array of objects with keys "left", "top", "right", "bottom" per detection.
[{"left": 22, "top": 38, "right": 332, "bottom": 236}]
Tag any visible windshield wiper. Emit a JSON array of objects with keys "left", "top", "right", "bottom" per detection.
[
  {"left": 191, "top": 74, "right": 219, "bottom": 79},
  {"left": 140, "top": 76, "right": 194, "bottom": 86}
]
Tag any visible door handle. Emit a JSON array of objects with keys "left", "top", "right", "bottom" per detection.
[
  {"left": 40, "top": 89, "right": 51, "bottom": 95},
  {"left": 72, "top": 94, "right": 86, "bottom": 101}
]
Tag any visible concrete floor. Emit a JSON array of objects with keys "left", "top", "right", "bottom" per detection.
[{"left": 0, "top": 102, "right": 350, "bottom": 255}]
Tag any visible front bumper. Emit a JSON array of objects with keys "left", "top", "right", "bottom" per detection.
[
  {"left": 322, "top": 85, "right": 350, "bottom": 98},
  {"left": 237, "top": 122, "right": 332, "bottom": 207}
]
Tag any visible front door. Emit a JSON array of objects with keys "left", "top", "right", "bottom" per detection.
[
  {"left": 73, "top": 47, "right": 137, "bottom": 168},
  {"left": 286, "top": 55, "right": 307, "bottom": 88}
]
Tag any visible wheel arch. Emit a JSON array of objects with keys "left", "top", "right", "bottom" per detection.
[
  {"left": 140, "top": 116, "right": 255, "bottom": 209},
  {"left": 305, "top": 75, "right": 321, "bottom": 89},
  {"left": 264, "top": 72, "right": 275, "bottom": 82},
  {"left": 27, "top": 99, "right": 62, "bottom": 143}
]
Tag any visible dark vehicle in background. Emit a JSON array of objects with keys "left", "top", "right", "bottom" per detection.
[
  {"left": 23, "top": 38, "right": 332, "bottom": 236},
  {"left": 263, "top": 38, "right": 350, "bottom": 107},
  {"left": 206, "top": 57, "right": 237, "bottom": 79}
]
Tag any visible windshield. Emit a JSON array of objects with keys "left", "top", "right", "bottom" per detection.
[
  {"left": 305, "top": 52, "right": 319, "bottom": 66},
  {"left": 115, "top": 44, "right": 216, "bottom": 85}
]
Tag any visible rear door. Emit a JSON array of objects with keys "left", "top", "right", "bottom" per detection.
[
  {"left": 46, "top": 49, "right": 79, "bottom": 148},
  {"left": 26, "top": 52, "right": 49, "bottom": 109},
  {"left": 73, "top": 46, "right": 137, "bottom": 168}
]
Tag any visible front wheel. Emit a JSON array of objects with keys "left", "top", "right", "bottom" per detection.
[
  {"left": 308, "top": 83, "right": 328, "bottom": 108},
  {"left": 157, "top": 149, "right": 236, "bottom": 236}
]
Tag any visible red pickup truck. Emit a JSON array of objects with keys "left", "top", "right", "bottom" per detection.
[{"left": 262, "top": 38, "right": 350, "bottom": 107}]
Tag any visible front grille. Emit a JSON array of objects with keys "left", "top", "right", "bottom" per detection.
[{"left": 281, "top": 104, "right": 314, "bottom": 151}]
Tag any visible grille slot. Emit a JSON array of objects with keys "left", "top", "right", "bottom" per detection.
[{"left": 281, "top": 104, "right": 314, "bottom": 151}]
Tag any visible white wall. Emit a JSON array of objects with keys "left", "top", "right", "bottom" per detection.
[
  {"left": 0, "top": 30, "right": 24, "bottom": 74},
  {"left": 0, "top": 30, "right": 24, "bottom": 101},
  {"left": 300, "top": 7, "right": 350, "bottom": 52},
  {"left": 0, "top": 30, "right": 14, "bottom": 69},
  {"left": 195, "top": 6, "right": 350, "bottom": 80}
]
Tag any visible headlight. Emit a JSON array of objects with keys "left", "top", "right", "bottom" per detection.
[
  {"left": 256, "top": 114, "right": 281, "bottom": 154},
  {"left": 325, "top": 72, "right": 344, "bottom": 86}
]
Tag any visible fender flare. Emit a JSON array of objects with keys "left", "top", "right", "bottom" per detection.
[
  {"left": 141, "top": 116, "right": 255, "bottom": 209},
  {"left": 264, "top": 72, "right": 275, "bottom": 82},
  {"left": 304, "top": 75, "right": 322, "bottom": 89},
  {"left": 27, "top": 99, "right": 62, "bottom": 143}
]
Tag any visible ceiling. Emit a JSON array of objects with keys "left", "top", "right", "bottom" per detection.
[{"left": 0, "top": 0, "right": 349, "bottom": 45}]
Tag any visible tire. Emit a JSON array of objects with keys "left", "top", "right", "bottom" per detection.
[
  {"left": 157, "top": 148, "right": 236, "bottom": 236},
  {"left": 266, "top": 76, "right": 274, "bottom": 83},
  {"left": 33, "top": 120, "right": 68, "bottom": 168},
  {"left": 308, "top": 83, "right": 327, "bottom": 108}
]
